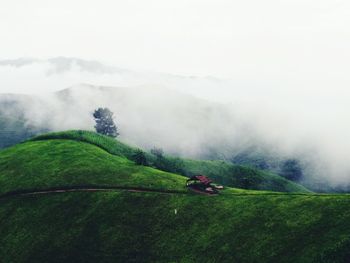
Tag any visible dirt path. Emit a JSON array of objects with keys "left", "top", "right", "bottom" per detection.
[
  {"left": 0, "top": 186, "right": 348, "bottom": 200},
  {"left": 0, "top": 186, "right": 190, "bottom": 200}
]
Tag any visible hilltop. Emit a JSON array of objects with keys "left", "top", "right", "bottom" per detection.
[
  {"left": 28, "top": 130, "right": 310, "bottom": 193},
  {"left": 0, "top": 132, "right": 349, "bottom": 262},
  {"left": 0, "top": 138, "right": 185, "bottom": 195}
]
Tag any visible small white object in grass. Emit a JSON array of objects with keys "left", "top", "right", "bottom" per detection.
[{"left": 174, "top": 209, "right": 177, "bottom": 215}]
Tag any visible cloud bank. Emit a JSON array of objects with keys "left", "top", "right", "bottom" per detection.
[{"left": 0, "top": 58, "right": 350, "bottom": 188}]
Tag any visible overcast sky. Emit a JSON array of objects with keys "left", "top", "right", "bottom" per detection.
[
  {"left": 1, "top": 0, "right": 350, "bottom": 79},
  {"left": 2, "top": 0, "right": 350, "bottom": 183}
]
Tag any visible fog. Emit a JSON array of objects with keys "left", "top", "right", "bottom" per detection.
[{"left": 0, "top": 58, "right": 349, "bottom": 188}]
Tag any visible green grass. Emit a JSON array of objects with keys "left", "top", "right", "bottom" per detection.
[
  {"left": 1, "top": 191, "right": 350, "bottom": 263},
  {"left": 181, "top": 159, "right": 310, "bottom": 192},
  {"left": 30, "top": 130, "right": 137, "bottom": 159},
  {"left": 0, "top": 139, "right": 186, "bottom": 195},
  {"left": 30, "top": 130, "right": 310, "bottom": 193},
  {"left": 0, "top": 131, "right": 349, "bottom": 262}
]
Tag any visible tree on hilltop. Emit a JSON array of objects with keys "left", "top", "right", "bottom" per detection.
[{"left": 93, "top": 107, "right": 119, "bottom": 138}]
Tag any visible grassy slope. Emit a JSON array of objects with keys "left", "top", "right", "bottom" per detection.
[
  {"left": 0, "top": 139, "right": 186, "bottom": 195},
  {"left": 30, "top": 130, "right": 310, "bottom": 193},
  {"left": 181, "top": 159, "right": 308, "bottom": 192},
  {"left": 1, "top": 192, "right": 350, "bottom": 263},
  {"left": 0, "top": 133, "right": 349, "bottom": 262}
]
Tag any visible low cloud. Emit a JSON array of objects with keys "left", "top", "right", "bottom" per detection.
[{"left": 0, "top": 58, "right": 350, "bottom": 188}]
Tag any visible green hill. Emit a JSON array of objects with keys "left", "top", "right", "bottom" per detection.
[
  {"left": 29, "top": 130, "right": 310, "bottom": 193},
  {"left": 0, "top": 131, "right": 349, "bottom": 262},
  {"left": 2, "top": 190, "right": 350, "bottom": 263},
  {"left": 0, "top": 139, "right": 186, "bottom": 195}
]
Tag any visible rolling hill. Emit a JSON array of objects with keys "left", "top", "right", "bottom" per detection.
[
  {"left": 0, "top": 84, "right": 317, "bottom": 190},
  {"left": 0, "top": 139, "right": 186, "bottom": 195},
  {"left": 28, "top": 130, "right": 310, "bottom": 193},
  {"left": 0, "top": 131, "right": 350, "bottom": 262},
  {"left": 2, "top": 190, "right": 350, "bottom": 263},
  {"left": 2, "top": 84, "right": 345, "bottom": 193}
]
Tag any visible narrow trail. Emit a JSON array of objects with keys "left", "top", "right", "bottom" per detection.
[
  {"left": 0, "top": 186, "right": 190, "bottom": 200},
  {"left": 0, "top": 185, "right": 349, "bottom": 201}
]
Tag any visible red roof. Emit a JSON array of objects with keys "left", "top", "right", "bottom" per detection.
[{"left": 194, "top": 175, "right": 212, "bottom": 185}]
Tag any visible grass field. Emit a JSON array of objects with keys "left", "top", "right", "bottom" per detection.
[
  {"left": 1, "top": 191, "right": 350, "bottom": 262},
  {"left": 0, "top": 139, "right": 187, "bottom": 195},
  {"left": 0, "top": 130, "right": 349, "bottom": 262}
]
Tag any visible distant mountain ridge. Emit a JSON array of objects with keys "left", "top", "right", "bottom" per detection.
[{"left": 0, "top": 57, "right": 124, "bottom": 74}]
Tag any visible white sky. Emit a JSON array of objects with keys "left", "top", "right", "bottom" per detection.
[
  {"left": 1, "top": 0, "right": 350, "bottom": 182},
  {"left": 1, "top": 0, "right": 350, "bottom": 79}
]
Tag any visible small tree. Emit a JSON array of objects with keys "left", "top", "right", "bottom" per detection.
[
  {"left": 151, "top": 149, "right": 185, "bottom": 174},
  {"left": 133, "top": 149, "right": 148, "bottom": 166},
  {"left": 93, "top": 107, "right": 119, "bottom": 137},
  {"left": 151, "top": 147, "right": 164, "bottom": 158}
]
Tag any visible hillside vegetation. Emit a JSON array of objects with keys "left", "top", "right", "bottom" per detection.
[
  {"left": 30, "top": 130, "right": 310, "bottom": 193},
  {"left": 0, "top": 132, "right": 349, "bottom": 262},
  {"left": 2, "top": 192, "right": 350, "bottom": 263},
  {"left": 0, "top": 139, "right": 186, "bottom": 195}
]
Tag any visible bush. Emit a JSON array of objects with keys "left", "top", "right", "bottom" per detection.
[{"left": 132, "top": 149, "right": 148, "bottom": 166}]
